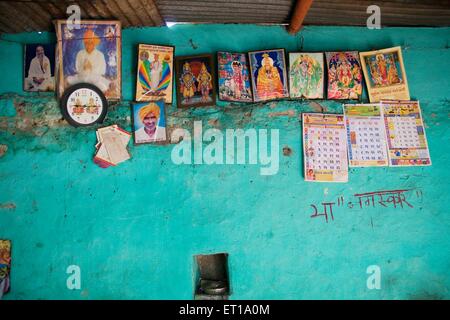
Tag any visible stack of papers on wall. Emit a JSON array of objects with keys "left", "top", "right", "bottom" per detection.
[{"left": 94, "top": 125, "right": 131, "bottom": 168}]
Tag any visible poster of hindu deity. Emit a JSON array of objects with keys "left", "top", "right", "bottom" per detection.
[
  {"left": 381, "top": 100, "right": 431, "bottom": 166},
  {"left": 289, "top": 52, "right": 324, "bottom": 99},
  {"left": 360, "top": 46, "right": 410, "bottom": 102},
  {"left": 325, "top": 51, "right": 363, "bottom": 100},
  {"left": 135, "top": 44, "right": 174, "bottom": 103},
  {"left": 55, "top": 20, "right": 122, "bottom": 100},
  {"left": 217, "top": 52, "right": 253, "bottom": 102},
  {"left": 175, "top": 54, "right": 216, "bottom": 108},
  {"left": 248, "top": 49, "right": 289, "bottom": 102},
  {"left": 0, "top": 240, "right": 11, "bottom": 298}
]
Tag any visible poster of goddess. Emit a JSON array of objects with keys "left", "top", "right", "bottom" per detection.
[
  {"left": 325, "top": 51, "right": 362, "bottom": 100},
  {"left": 360, "top": 46, "right": 410, "bottom": 102}
]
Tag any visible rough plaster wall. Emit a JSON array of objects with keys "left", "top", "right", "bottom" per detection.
[{"left": 0, "top": 25, "right": 449, "bottom": 299}]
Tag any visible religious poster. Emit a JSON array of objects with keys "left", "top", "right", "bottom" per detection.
[
  {"left": 302, "top": 113, "right": 349, "bottom": 182},
  {"left": 289, "top": 52, "right": 324, "bottom": 99},
  {"left": 0, "top": 240, "right": 11, "bottom": 298},
  {"left": 248, "top": 49, "right": 289, "bottom": 102},
  {"left": 136, "top": 44, "right": 174, "bottom": 103},
  {"left": 360, "top": 46, "right": 410, "bottom": 102},
  {"left": 23, "top": 44, "right": 55, "bottom": 92},
  {"left": 343, "top": 104, "right": 389, "bottom": 167},
  {"left": 325, "top": 51, "right": 363, "bottom": 100},
  {"left": 381, "top": 100, "right": 431, "bottom": 166},
  {"left": 132, "top": 100, "right": 167, "bottom": 145},
  {"left": 55, "top": 20, "right": 122, "bottom": 100},
  {"left": 217, "top": 52, "right": 253, "bottom": 102},
  {"left": 175, "top": 54, "right": 216, "bottom": 108}
]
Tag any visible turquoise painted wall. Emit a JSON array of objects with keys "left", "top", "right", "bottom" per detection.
[{"left": 0, "top": 25, "right": 449, "bottom": 300}]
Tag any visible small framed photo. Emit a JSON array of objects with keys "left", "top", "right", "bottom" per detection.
[
  {"left": 136, "top": 44, "right": 174, "bottom": 103},
  {"left": 24, "top": 44, "right": 56, "bottom": 92},
  {"left": 175, "top": 54, "right": 216, "bottom": 108},
  {"left": 55, "top": 19, "right": 122, "bottom": 100},
  {"left": 217, "top": 51, "right": 253, "bottom": 102},
  {"left": 325, "top": 51, "right": 363, "bottom": 100},
  {"left": 248, "top": 49, "right": 289, "bottom": 102},
  {"left": 289, "top": 52, "right": 324, "bottom": 99},
  {"left": 132, "top": 100, "right": 167, "bottom": 145}
]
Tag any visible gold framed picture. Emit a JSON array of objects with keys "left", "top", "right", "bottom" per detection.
[{"left": 55, "top": 19, "right": 122, "bottom": 100}]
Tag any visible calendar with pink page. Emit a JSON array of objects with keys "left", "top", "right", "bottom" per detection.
[
  {"left": 381, "top": 100, "right": 431, "bottom": 166},
  {"left": 343, "top": 103, "right": 389, "bottom": 167},
  {"left": 303, "top": 113, "right": 348, "bottom": 182}
]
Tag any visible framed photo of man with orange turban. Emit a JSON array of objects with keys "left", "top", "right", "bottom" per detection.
[
  {"left": 132, "top": 100, "right": 167, "bottom": 145},
  {"left": 55, "top": 20, "right": 122, "bottom": 100},
  {"left": 248, "top": 49, "right": 289, "bottom": 102}
]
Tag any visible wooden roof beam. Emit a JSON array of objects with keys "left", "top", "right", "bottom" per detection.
[{"left": 288, "top": 0, "right": 314, "bottom": 34}]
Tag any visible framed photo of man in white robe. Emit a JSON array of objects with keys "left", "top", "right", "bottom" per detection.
[
  {"left": 55, "top": 20, "right": 122, "bottom": 100},
  {"left": 24, "top": 44, "right": 55, "bottom": 92}
]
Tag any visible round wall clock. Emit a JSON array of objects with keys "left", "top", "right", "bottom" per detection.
[{"left": 60, "top": 83, "right": 108, "bottom": 127}]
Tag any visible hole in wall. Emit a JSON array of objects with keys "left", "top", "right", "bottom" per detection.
[{"left": 193, "top": 252, "right": 230, "bottom": 300}]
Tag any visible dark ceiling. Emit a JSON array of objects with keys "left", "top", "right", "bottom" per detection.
[{"left": 0, "top": 0, "right": 449, "bottom": 34}]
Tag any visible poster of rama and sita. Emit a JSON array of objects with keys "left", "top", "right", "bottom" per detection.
[
  {"left": 136, "top": 44, "right": 174, "bottom": 103},
  {"left": 176, "top": 54, "right": 216, "bottom": 108},
  {"left": 360, "top": 46, "right": 410, "bottom": 102},
  {"left": 55, "top": 20, "right": 122, "bottom": 100}
]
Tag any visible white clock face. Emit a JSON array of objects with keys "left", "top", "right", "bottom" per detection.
[{"left": 67, "top": 89, "right": 104, "bottom": 125}]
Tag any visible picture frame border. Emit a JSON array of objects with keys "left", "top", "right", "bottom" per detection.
[
  {"left": 135, "top": 43, "right": 175, "bottom": 104},
  {"left": 324, "top": 50, "right": 363, "bottom": 101},
  {"left": 175, "top": 53, "right": 217, "bottom": 109},
  {"left": 54, "top": 19, "right": 122, "bottom": 101},
  {"left": 131, "top": 99, "right": 169, "bottom": 146},
  {"left": 23, "top": 43, "right": 57, "bottom": 93},
  {"left": 359, "top": 46, "right": 410, "bottom": 103},
  {"left": 288, "top": 51, "right": 325, "bottom": 100},
  {"left": 247, "top": 48, "right": 289, "bottom": 103},
  {"left": 216, "top": 51, "right": 254, "bottom": 103}
]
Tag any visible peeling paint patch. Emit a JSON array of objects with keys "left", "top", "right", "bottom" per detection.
[
  {"left": 269, "top": 110, "right": 296, "bottom": 118},
  {"left": 0, "top": 202, "right": 16, "bottom": 210},
  {"left": 309, "top": 101, "right": 327, "bottom": 112},
  {"left": 0, "top": 144, "right": 7, "bottom": 157},
  {"left": 208, "top": 118, "right": 220, "bottom": 127},
  {"left": 282, "top": 146, "right": 293, "bottom": 156}
]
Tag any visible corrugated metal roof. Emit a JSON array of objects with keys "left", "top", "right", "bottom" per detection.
[{"left": 0, "top": 0, "right": 449, "bottom": 34}]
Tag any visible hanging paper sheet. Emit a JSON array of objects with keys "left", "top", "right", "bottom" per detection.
[
  {"left": 343, "top": 103, "right": 389, "bottom": 167},
  {"left": 381, "top": 100, "right": 431, "bottom": 166},
  {"left": 303, "top": 113, "right": 349, "bottom": 182}
]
